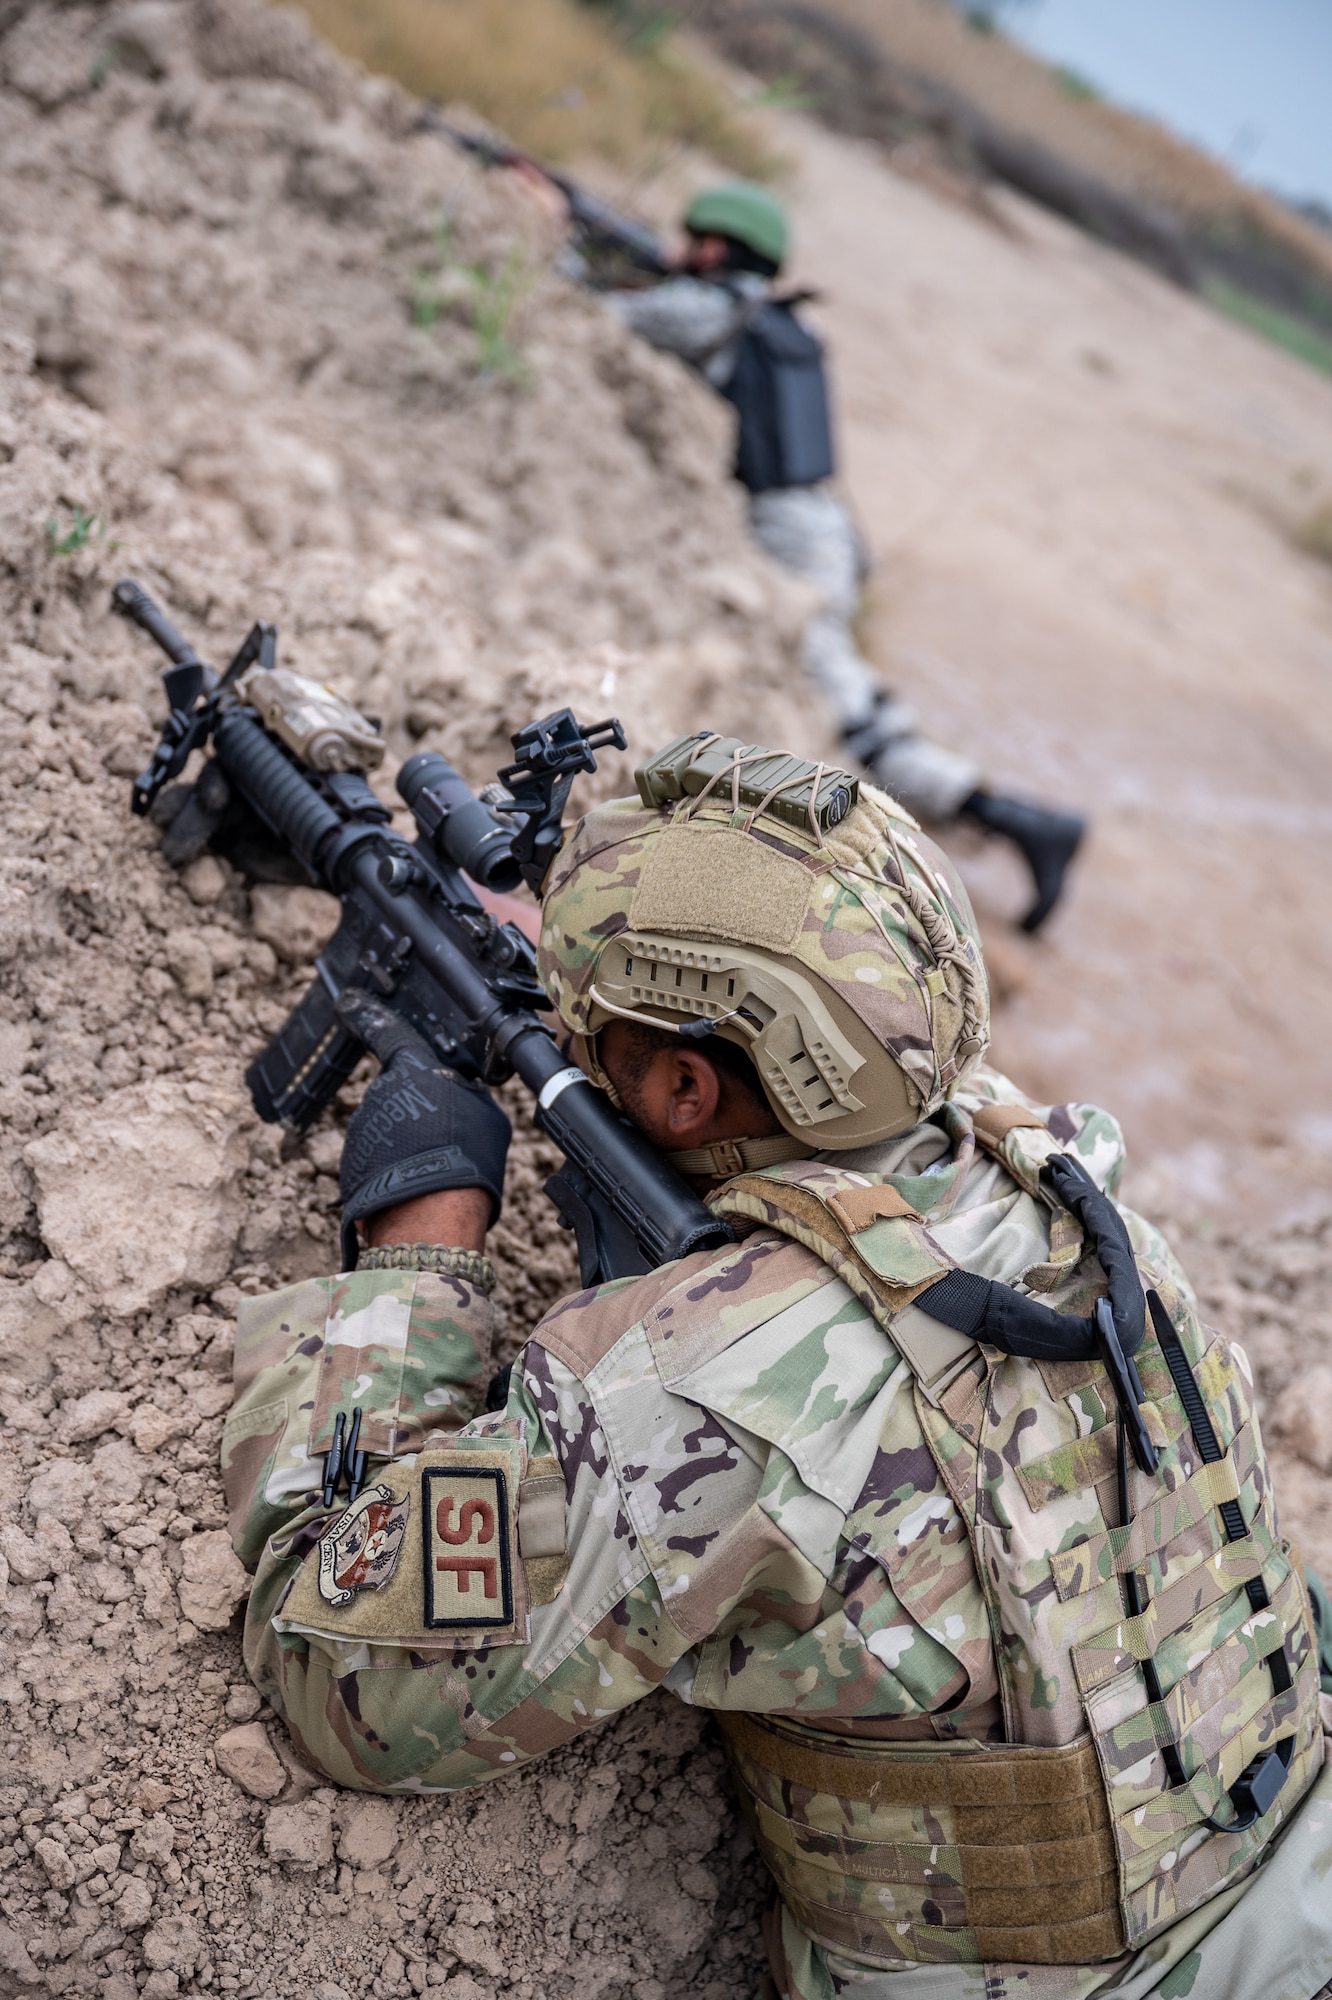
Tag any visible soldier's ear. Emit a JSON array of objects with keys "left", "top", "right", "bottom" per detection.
[{"left": 661, "top": 1046, "right": 723, "bottom": 1139}]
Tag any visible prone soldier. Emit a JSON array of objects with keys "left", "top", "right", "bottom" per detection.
[{"left": 224, "top": 737, "right": 1332, "bottom": 1998}]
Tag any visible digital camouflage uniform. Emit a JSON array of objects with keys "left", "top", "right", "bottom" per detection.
[
  {"left": 224, "top": 1070, "right": 1332, "bottom": 2000},
  {"left": 604, "top": 277, "right": 980, "bottom": 823}
]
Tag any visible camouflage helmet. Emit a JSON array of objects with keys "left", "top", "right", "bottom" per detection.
[
  {"left": 538, "top": 734, "right": 989, "bottom": 1149},
  {"left": 684, "top": 183, "right": 789, "bottom": 268}
]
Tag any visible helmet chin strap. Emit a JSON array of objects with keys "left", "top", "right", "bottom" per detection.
[{"left": 667, "top": 1133, "right": 815, "bottom": 1178}]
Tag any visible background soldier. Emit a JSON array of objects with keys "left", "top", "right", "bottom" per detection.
[
  {"left": 225, "top": 744, "right": 1332, "bottom": 2000},
  {"left": 578, "top": 177, "right": 1087, "bottom": 933}
]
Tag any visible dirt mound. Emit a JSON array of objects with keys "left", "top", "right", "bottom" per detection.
[
  {"left": 0, "top": 0, "right": 817, "bottom": 1988},
  {"left": 0, "top": 4, "right": 1328, "bottom": 1998}
]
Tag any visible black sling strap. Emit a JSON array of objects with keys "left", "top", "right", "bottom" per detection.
[{"left": 914, "top": 1154, "right": 1159, "bottom": 1471}]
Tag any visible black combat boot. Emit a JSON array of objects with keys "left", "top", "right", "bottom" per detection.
[{"left": 959, "top": 790, "right": 1086, "bottom": 933}]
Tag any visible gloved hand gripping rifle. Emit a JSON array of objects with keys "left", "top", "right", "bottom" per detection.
[{"left": 114, "top": 579, "right": 734, "bottom": 1287}]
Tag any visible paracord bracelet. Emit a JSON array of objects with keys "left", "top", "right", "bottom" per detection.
[{"left": 356, "top": 1243, "right": 496, "bottom": 1294}]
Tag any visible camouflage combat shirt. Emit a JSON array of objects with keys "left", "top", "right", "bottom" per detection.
[{"left": 224, "top": 1071, "right": 1332, "bottom": 2000}]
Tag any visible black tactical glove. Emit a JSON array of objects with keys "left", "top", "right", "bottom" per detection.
[{"left": 336, "top": 990, "right": 511, "bottom": 1270}]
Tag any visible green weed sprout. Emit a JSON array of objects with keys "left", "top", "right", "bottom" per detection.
[
  {"left": 412, "top": 218, "right": 534, "bottom": 382},
  {"left": 47, "top": 507, "right": 108, "bottom": 557},
  {"left": 748, "top": 76, "right": 821, "bottom": 114},
  {"left": 466, "top": 246, "right": 533, "bottom": 381}
]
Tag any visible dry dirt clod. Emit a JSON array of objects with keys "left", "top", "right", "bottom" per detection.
[
  {"left": 180, "top": 853, "right": 228, "bottom": 904},
  {"left": 142, "top": 1912, "right": 203, "bottom": 1973},
  {"left": 444, "top": 1925, "right": 507, "bottom": 1980},
  {"left": 130, "top": 1402, "right": 198, "bottom": 1454},
  {"left": 134, "top": 1779, "right": 178, "bottom": 1814},
  {"left": 224, "top": 1679, "right": 263, "bottom": 1720},
  {"left": 24, "top": 1080, "right": 252, "bottom": 1315},
  {"left": 25, "top": 1457, "right": 94, "bottom": 1524},
  {"left": 250, "top": 883, "right": 343, "bottom": 963},
  {"left": 215, "top": 1721, "right": 287, "bottom": 1800},
  {"left": 58, "top": 1385, "right": 128, "bottom": 1441},
  {"left": 32, "top": 1835, "right": 77, "bottom": 1890},
  {"left": 264, "top": 1798, "right": 335, "bottom": 1868},
  {"left": 177, "top": 1528, "right": 251, "bottom": 1629},
  {"left": 164, "top": 926, "right": 215, "bottom": 1000},
  {"left": 0, "top": 1922, "right": 42, "bottom": 1985},
  {"left": 1271, "top": 1362, "right": 1332, "bottom": 1472},
  {"left": 180, "top": 1370, "right": 235, "bottom": 1418},
  {"left": 337, "top": 1794, "right": 400, "bottom": 1866},
  {"left": 115, "top": 1876, "right": 155, "bottom": 1932}
]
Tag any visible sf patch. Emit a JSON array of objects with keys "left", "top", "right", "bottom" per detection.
[
  {"left": 317, "top": 1484, "right": 410, "bottom": 1607},
  {"left": 422, "top": 1465, "right": 513, "bottom": 1629}
]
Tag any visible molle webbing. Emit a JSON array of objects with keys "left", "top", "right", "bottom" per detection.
[
  {"left": 718, "top": 1715, "right": 1125, "bottom": 1967},
  {"left": 709, "top": 1145, "right": 1324, "bottom": 1965}
]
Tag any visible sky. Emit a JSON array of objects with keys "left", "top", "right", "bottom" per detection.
[{"left": 1004, "top": 0, "right": 1332, "bottom": 210}]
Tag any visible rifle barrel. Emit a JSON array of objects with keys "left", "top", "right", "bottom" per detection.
[{"left": 112, "top": 580, "right": 203, "bottom": 672}]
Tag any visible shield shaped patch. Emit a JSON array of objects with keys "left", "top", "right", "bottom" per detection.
[{"left": 318, "top": 1483, "right": 411, "bottom": 1607}]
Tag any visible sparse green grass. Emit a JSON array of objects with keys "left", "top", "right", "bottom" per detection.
[
  {"left": 467, "top": 247, "right": 534, "bottom": 379},
  {"left": 1297, "top": 502, "right": 1332, "bottom": 568},
  {"left": 1052, "top": 65, "right": 1099, "bottom": 103},
  {"left": 748, "top": 76, "right": 823, "bottom": 114},
  {"left": 412, "top": 220, "right": 535, "bottom": 382},
  {"left": 1205, "top": 279, "right": 1332, "bottom": 380},
  {"left": 288, "top": 0, "right": 776, "bottom": 178},
  {"left": 47, "top": 506, "right": 108, "bottom": 556}
]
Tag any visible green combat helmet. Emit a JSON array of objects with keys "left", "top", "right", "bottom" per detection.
[
  {"left": 538, "top": 732, "right": 989, "bottom": 1149},
  {"left": 683, "top": 182, "right": 789, "bottom": 269}
]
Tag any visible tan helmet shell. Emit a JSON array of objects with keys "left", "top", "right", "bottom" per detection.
[{"left": 538, "top": 769, "right": 990, "bottom": 1149}]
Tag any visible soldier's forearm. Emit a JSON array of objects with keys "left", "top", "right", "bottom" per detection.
[{"left": 364, "top": 1186, "right": 490, "bottom": 1251}]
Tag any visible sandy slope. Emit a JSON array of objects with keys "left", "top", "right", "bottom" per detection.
[{"left": 761, "top": 113, "right": 1332, "bottom": 1228}]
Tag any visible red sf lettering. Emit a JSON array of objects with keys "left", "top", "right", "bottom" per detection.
[
  {"left": 434, "top": 1556, "right": 499, "bottom": 1598},
  {"left": 435, "top": 1497, "right": 495, "bottom": 1546}
]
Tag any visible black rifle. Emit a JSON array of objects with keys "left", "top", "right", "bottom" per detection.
[
  {"left": 113, "top": 579, "right": 733, "bottom": 1287},
  {"left": 419, "top": 110, "right": 671, "bottom": 285}
]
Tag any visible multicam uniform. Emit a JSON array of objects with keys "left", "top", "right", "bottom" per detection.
[
  {"left": 225, "top": 1074, "right": 1332, "bottom": 2000},
  {"left": 603, "top": 276, "right": 980, "bottom": 824},
  {"left": 227, "top": 776, "right": 1331, "bottom": 1997}
]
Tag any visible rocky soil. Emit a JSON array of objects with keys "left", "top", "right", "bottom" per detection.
[
  {"left": 0, "top": 4, "right": 1328, "bottom": 1999},
  {"left": 0, "top": 1, "right": 819, "bottom": 1992}
]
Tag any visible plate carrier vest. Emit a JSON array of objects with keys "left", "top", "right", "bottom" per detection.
[
  {"left": 714, "top": 284, "right": 836, "bottom": 494},
  {"left": 707, "top": 1102, "right": 1324, "bottom": 1969}
]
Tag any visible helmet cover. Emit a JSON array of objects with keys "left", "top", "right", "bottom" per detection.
[{"left": 538, "top": 744, "right": 989, "bottom": 1149}]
